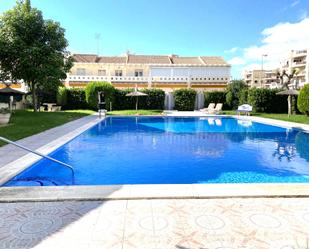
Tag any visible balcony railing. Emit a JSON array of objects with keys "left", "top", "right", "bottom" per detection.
[
  {"left": 67, "top": 75, "right": 230, "bottom": 84},
  {"left": 295, "top": 50, "right": 307, "bottom": 54},
  {"left": 292, "top": 61, "right": 306, "bottom": 66}
]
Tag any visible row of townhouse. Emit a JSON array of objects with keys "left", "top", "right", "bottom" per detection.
[{"left": 64, "top": 53, "right": 231, "bottom": 92}]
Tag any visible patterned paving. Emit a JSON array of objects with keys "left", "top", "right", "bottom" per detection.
[{"left": 0, "top": 198, "right": 308, "bottom": 249}]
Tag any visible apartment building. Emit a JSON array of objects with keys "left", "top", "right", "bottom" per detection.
[
  {"left": 243, "top": 69, "right": 278, "bottom": 88},
  {"left": 243, "top": 49, "right": 309, "bottom": 89},
  {"left": 282, "top": 49, "right": 309, "bottom": 87},
  {"left": 66, "top": 53, "right": 231, "bottom": 91}
]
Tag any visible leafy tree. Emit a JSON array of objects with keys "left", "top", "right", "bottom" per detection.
[
  {"left": 225, "top": 80, "right": 247, "bottom": 109},
  {"left": 0, "top": 0, "right": 72, "bottom": 111}
]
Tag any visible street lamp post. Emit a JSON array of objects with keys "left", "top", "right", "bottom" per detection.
[{"left": 260, "top": 54, "right": 268, "bottom": 88}]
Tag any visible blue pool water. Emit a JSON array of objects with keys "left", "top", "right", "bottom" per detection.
[{"left": 4, "top": 116, "right": 309, "bottom": 186}]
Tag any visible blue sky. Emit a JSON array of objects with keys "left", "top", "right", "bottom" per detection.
[{"left": 1, "top": 0, "right": 309, "bottom": 78}]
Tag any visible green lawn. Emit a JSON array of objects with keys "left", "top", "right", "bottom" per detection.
[
  {"left": 222, "top": 110, "right": 309, "bottom": 125},
  {"left": 255, "top": 113, "right": 309, "bottom": 125},
  {"left": 0, "top": 110, "right": 94, "bottom": 146},
  {"left": 107, "top": 109, "right": 163, "bottom": 115}
]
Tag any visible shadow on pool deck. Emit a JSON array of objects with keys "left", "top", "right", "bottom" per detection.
[{"left": 0, "top": 186, "right": 122, "bottom": 249}]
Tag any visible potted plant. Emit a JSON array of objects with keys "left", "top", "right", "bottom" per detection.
[{"left": 0, "top": 108, "right": 11, "bottom": 125}]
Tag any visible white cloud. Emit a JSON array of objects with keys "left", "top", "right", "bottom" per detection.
[
  {"left": 291, "top": 0, "right": 300, "bottom": 7},
  {"left": 235, "top": 18, "right": 309, "bottom": 77},
  {"left": 224, "top": 47, "right": 239, "bottom": 53},
  {"left": 228, "top": 57, "right": 246, "bottom": 65}
]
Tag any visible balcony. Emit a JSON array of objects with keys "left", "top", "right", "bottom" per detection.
[
  {"left": 295, "top": 49, "right": 307, "bottom": 55},
  {"left": 292, "top": 61, "right": 306, "bottom": 67},
  {"left": 66, "top": 75, "right": 230, "bottom": 84}
]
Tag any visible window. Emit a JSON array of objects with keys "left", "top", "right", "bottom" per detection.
[
  {"left": 134, "top": 69, "right": 143, "bottom": 77},
  {"left": 115, "top": 70, "right": 122, "bottom": 76},
  {"left": 76, "top": 68, "right": 86, "bottom": 75},
  {"left": 98, "top": 69, "right": 106, "bottom": 76}
]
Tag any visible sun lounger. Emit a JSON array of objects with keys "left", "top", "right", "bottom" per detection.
[
  {"left": 208, "top": 103, "right": 223, "bottom": 114},
  {"left": 200, "top": 103, "right": 215, "bottom": 113}
]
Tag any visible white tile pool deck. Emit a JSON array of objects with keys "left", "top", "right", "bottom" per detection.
[
  {"left": 0, "top": 198, "right": 309, "bottom": 249},
  {"left": 1, "top": 113, "right": 309, "bottom": 248}
]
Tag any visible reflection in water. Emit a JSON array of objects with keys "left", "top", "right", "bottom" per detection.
[
  {"left": 237, "top": 120, "right": 253, "bottom": 127},
  {"left": 296, "top": 132, "right": 309, "bottom": 162},
  {"left": 273, "top": 142, "right": 296, "bottom": 161},
  {"left": 272, "top": 131, "right": 297, "bottom": 162}
]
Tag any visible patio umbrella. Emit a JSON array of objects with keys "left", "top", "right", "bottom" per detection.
[
  {"left": 0, "top": 86, "right": 26, "bottom": 103},
  {"left": 0, "top": 86, "right": 26, "bottom": 94},
  {"left": 276, "top": 89, "right": 299, "bottom": 117},
  {"left": 126, "top": 91, "right": 148, "bottom": 110}
]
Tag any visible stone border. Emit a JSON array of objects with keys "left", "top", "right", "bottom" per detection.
[
  {"left": 0, "top": 183, "right": 309, "bottom": 202},
  {"left": 0, "top": 114, "right": 309, "bottom": 202},
  {"left": 0, "top": 114, "right": 103, "bottom": 186}
]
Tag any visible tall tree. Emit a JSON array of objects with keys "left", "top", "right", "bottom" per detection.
[{"left": 0, "top": 0, "right": 73, "bottom": 111}]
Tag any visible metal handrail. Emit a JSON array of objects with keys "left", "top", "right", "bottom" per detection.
[{"left": 0, "top": 136, "right": 74, "bottom": 176}]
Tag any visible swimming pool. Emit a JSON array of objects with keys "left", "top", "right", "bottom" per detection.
[{"left": 3, "top": 116, "right": 309, "bottom": 186}]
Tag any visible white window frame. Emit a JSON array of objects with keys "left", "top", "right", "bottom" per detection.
[
  {"left": 134, "top": 69, "right": 143, "bottom": 77},
  {"left": 115, "top": 70, "right": 122, "bottom": 76}
]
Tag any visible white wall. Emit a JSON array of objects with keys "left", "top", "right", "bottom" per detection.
[{"left": 150, "top": 67, "right": 230, "bottom": 78}]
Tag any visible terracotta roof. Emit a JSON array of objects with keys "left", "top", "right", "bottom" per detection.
[
  {"left": 98, "top": 56, "right": 126, "bottom": 63},
  {"left": 200, "top": 56, "right": 228, "bottom": 65},
  {"left": 171, "top": 57, "right": 203, "bottom": 65},
  {"left": 72, "top": 54, "right": 98, "bottom": 63},
  {"left": 72, "top": 54, "right": 229, "bottom": 66},
  {"left": 127, "top": 55, "right": 171, "bottom": 64}
]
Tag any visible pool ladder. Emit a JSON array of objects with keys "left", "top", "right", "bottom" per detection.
[{"left": 0, "top": 136, "right": 74, "bottom": 177}]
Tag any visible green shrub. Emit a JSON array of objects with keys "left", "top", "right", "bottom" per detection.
[
  {"left": 56, "top": 87, "right": 67, "bottom": 106},
  {"left": 174, "top": 89, "right": 196, "bottom": 111},
  {"left": 112, "top": 88, "right": 165, "bottom": 110},
  {"left": 85, "top": 82, "right": 115, "bottom": 110},
  {"left": 113, "top": 88, "right": 136, "bottom": 110},
  {"left": 204, "top": 91, "right": 226, "bottom": 109},
  {"left": 225, "top": 80, "right": 247, "bottom": 109},
  {"left": 140, "top": 89, "right": 165, "bottom": 110},
  {"left": 297, "top": 84, "right": 309, "bottom": 115},
  {"left": 247, "top": 88, "right": 288, "bottom": 113},
  {"left": 65, "top": 88, "right": 89, "bottom": 110}
]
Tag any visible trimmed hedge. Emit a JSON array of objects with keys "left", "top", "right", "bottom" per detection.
[
  {"left": 113, "top": 88, "right": 136, "bottom": 110},
  {"left": 113, "top": 88, "right": 165, "bottom": 110},
  {"left": 66, "top": 88, "right": 89, "bottom": 110},
  {"left": 139, "top": 89, "right": 165, "bottom": 110},
  {"left": 225, "top": 80, "right": 247, "bottom": 109},
  {"left": 297, "top": 84, "right": 309, "bottom": 115},
  {"left": 174, "top": 89, "right": 196, "bottom": 111},
  {"left": 85, "top": 82, "right": 115, "bottom": 110},
  {"left": 247, "top": 88, "right": 288, "bottom": 113},
  {"left": 204, "top": 91, "right": 226, "bottom": 109},
  {"left": 57, "top": 87, "right": 89, "bottom": 110},
  {"left": 56, "top": 87, "right": 67, "bottom": 106}
]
